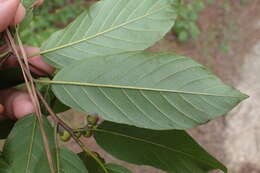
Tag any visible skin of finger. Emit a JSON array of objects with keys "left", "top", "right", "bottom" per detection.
[
  {"left": 24, "top": 46, "right": 55, "bottom": 75},
  {"left": 0, "top": 104, "right": 5, "bottom": 120},
  {"left": 0, "top": 0, "right": 20, "bottom": 32},
  {"left": 0, "top": 88, "right": 34, "bottom": 119},
  {"left": 0, "top": 46, "right": 55, "bottom": 75},
  {"left": 0, "top": 88, "right": 16, "bottom": 119},
  {"left": 10, "top": 3, "right": 25, "bottom": 26},
  {"left": 12, "top": 91, "right": 34, "bottom": 119}
]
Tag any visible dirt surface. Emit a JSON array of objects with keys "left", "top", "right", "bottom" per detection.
[{"left": 177, "top": 1, "right": 260, "bottom": 173}]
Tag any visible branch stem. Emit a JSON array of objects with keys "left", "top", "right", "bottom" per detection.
[
  {"left": 36, "top": 90, "right": 108, "bottom": 173},
  {"left": 5, "top": 29, "right": 56, "bottom": 173}
]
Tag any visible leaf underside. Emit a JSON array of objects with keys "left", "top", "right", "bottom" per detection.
[
  {"left": 94, "top": 121, "right": 227, "bottom": 173},
  {"left": 41, "top": 0, "right": 178, "bottom": 68},
  {"left": 1, "top": 115, "right": 88, "bottom": 173},
  {"left": 51, "top": 52, "right": 247, "bottom": 130}
]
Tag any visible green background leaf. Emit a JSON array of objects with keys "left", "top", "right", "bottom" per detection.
[
  {"left": 94, "top": 121, "right": 227, "bottom": 173},
  {"left": 0, "top": 153, "right": 10, "bottom": 173},
  {"left": 78, "top": 152, "right": 103, "bottom": 173},
  {"left": 59, "top": 148, "right": 89, "bottom": 173},
  {"left": 51, "top": 52, "right": 247, "bottom": 130},
  {"left": 41, "top": 0, "right": 178, "bottom": 68},
  {"left": 79, "top": 152, "right": 131, "bottom": 173},
  {"left": 105, "top": 164, "right": 132, "bottom": 173}
]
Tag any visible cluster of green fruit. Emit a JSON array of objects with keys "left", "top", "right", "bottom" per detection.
[
  {"left": 173, "top": 0, "right": 214, "bottom": 42},
  {"left": 60, "top": 115, "right": 99, "bottom": 142}
]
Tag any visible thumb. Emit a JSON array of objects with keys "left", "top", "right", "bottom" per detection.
[{"left": 0, "top": 0, "right": 21, "bottom": 32}]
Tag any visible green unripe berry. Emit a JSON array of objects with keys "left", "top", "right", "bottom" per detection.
[
  {"left": 86, "top": 114, "right": 99, "bottom": 126},
  {"left": 60, "top": 130, "right": 71, "bottom": 142}
]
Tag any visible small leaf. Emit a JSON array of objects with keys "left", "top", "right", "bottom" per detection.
[
  {"left": 59, "top": 148, "right": 89, "bottom": 173},
  {"left": 2, "top": 114, "right": 57, "bottom": 172},
  {"left": 94, "top": 121, "right": 227, "bottom": 173},
  {"left": 50, "top": 52, "right": 247, "bottom": 130},
  {"left": 178, "top": 30, "right": 189, "bottom": 42},
  {"left": 41, "top": 0, "right": 178, "bottom": 68},
  {"left": 0, "top": 120, "right": 16, "bottom": 139}
]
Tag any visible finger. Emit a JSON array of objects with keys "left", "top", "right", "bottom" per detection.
[
  {"left": 10, "top": 3, "right": 26, "bottom": 26},
  {"left": 0, "top": 0, "right": 20, "bottom": 32},
  {"left": 0, "top": 104, "right": 5, "bottom": 120},
  {"left": 25, "top": 46, "right": 55, "bottom": 75},
  {"left": 1, "top": 46, "right": 55, "bottom": 75},
  {"left": 0, "top": 88, "right": 34, "bottom": 119},
  {"left": 0, "top": 104, "right": 4, "bottom": 114}
]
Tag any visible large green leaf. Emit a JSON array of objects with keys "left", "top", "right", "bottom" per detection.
[
  {"left": 94, "top": 121, "right": 227, "bottom": 173},
  {"left": 2, "top": 114, "right": 57, "bottom": 172},
  {"left": 78, "top": 152, "right": 131, "bottom": 173},
  {"left": 78, "top": 152, "right": 103, "bottom": 173},
  {"left": 41, "top": 0, "right": 178, "bottom": 68},
  {"left": 59, "top": 148, "right": 89, "bottom": 173},
  {"left": 50, "top": 52, "right": 247, "bottom": 130},
  {"left": 0, "top": 154, "right": 10, "bottom": 173}
]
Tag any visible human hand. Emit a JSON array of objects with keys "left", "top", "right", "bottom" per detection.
[{"left": 0, "top": 0, "right": 53, "bottom": 120}]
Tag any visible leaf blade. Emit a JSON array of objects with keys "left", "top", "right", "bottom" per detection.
[
  {"left": 94, "top": 121, "right": 227, "bottom": 173},
  {"left": 59, "top": 148, "right": 89, "bottom": 173},
  {"left": 41, "top": 0, "right": 178, "bottom": 68},
  {"left": 2, "top": 114, "right": 57, "bottom": 172},
  {"left": 50, "top": 52, "right": 247, "bottom": 130},
  {"left": 78, "top": 152, "right": 131, "bottom": 173},
  {"left": 0, "top": 154, "right": 10, "bottom": 173}
]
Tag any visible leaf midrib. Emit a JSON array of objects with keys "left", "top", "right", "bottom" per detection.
[
  {"left": 95, "top": 128, "right": 224, "bottom": 172},
  {"left": 40, "top": 5, "right": 171, "bottom": 55},
  {"left": 39, "top": 80, "right": 245, "bottom": 98},
  {"left": 25, "top": 116, "right": 37, "bottom": 173}
]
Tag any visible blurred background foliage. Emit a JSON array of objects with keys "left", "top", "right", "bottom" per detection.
[
  {"left": 20, "top": 0, "right": 251, "bottom": 46},
  {"left": 172, "top": 0, "right": 215, "bottom": 42},
  {"left": 20, "top": 0, "right": 90, "bottom": 46},
  {"left": 20, "top": 0, "right": 214, "bottom": 46}
]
